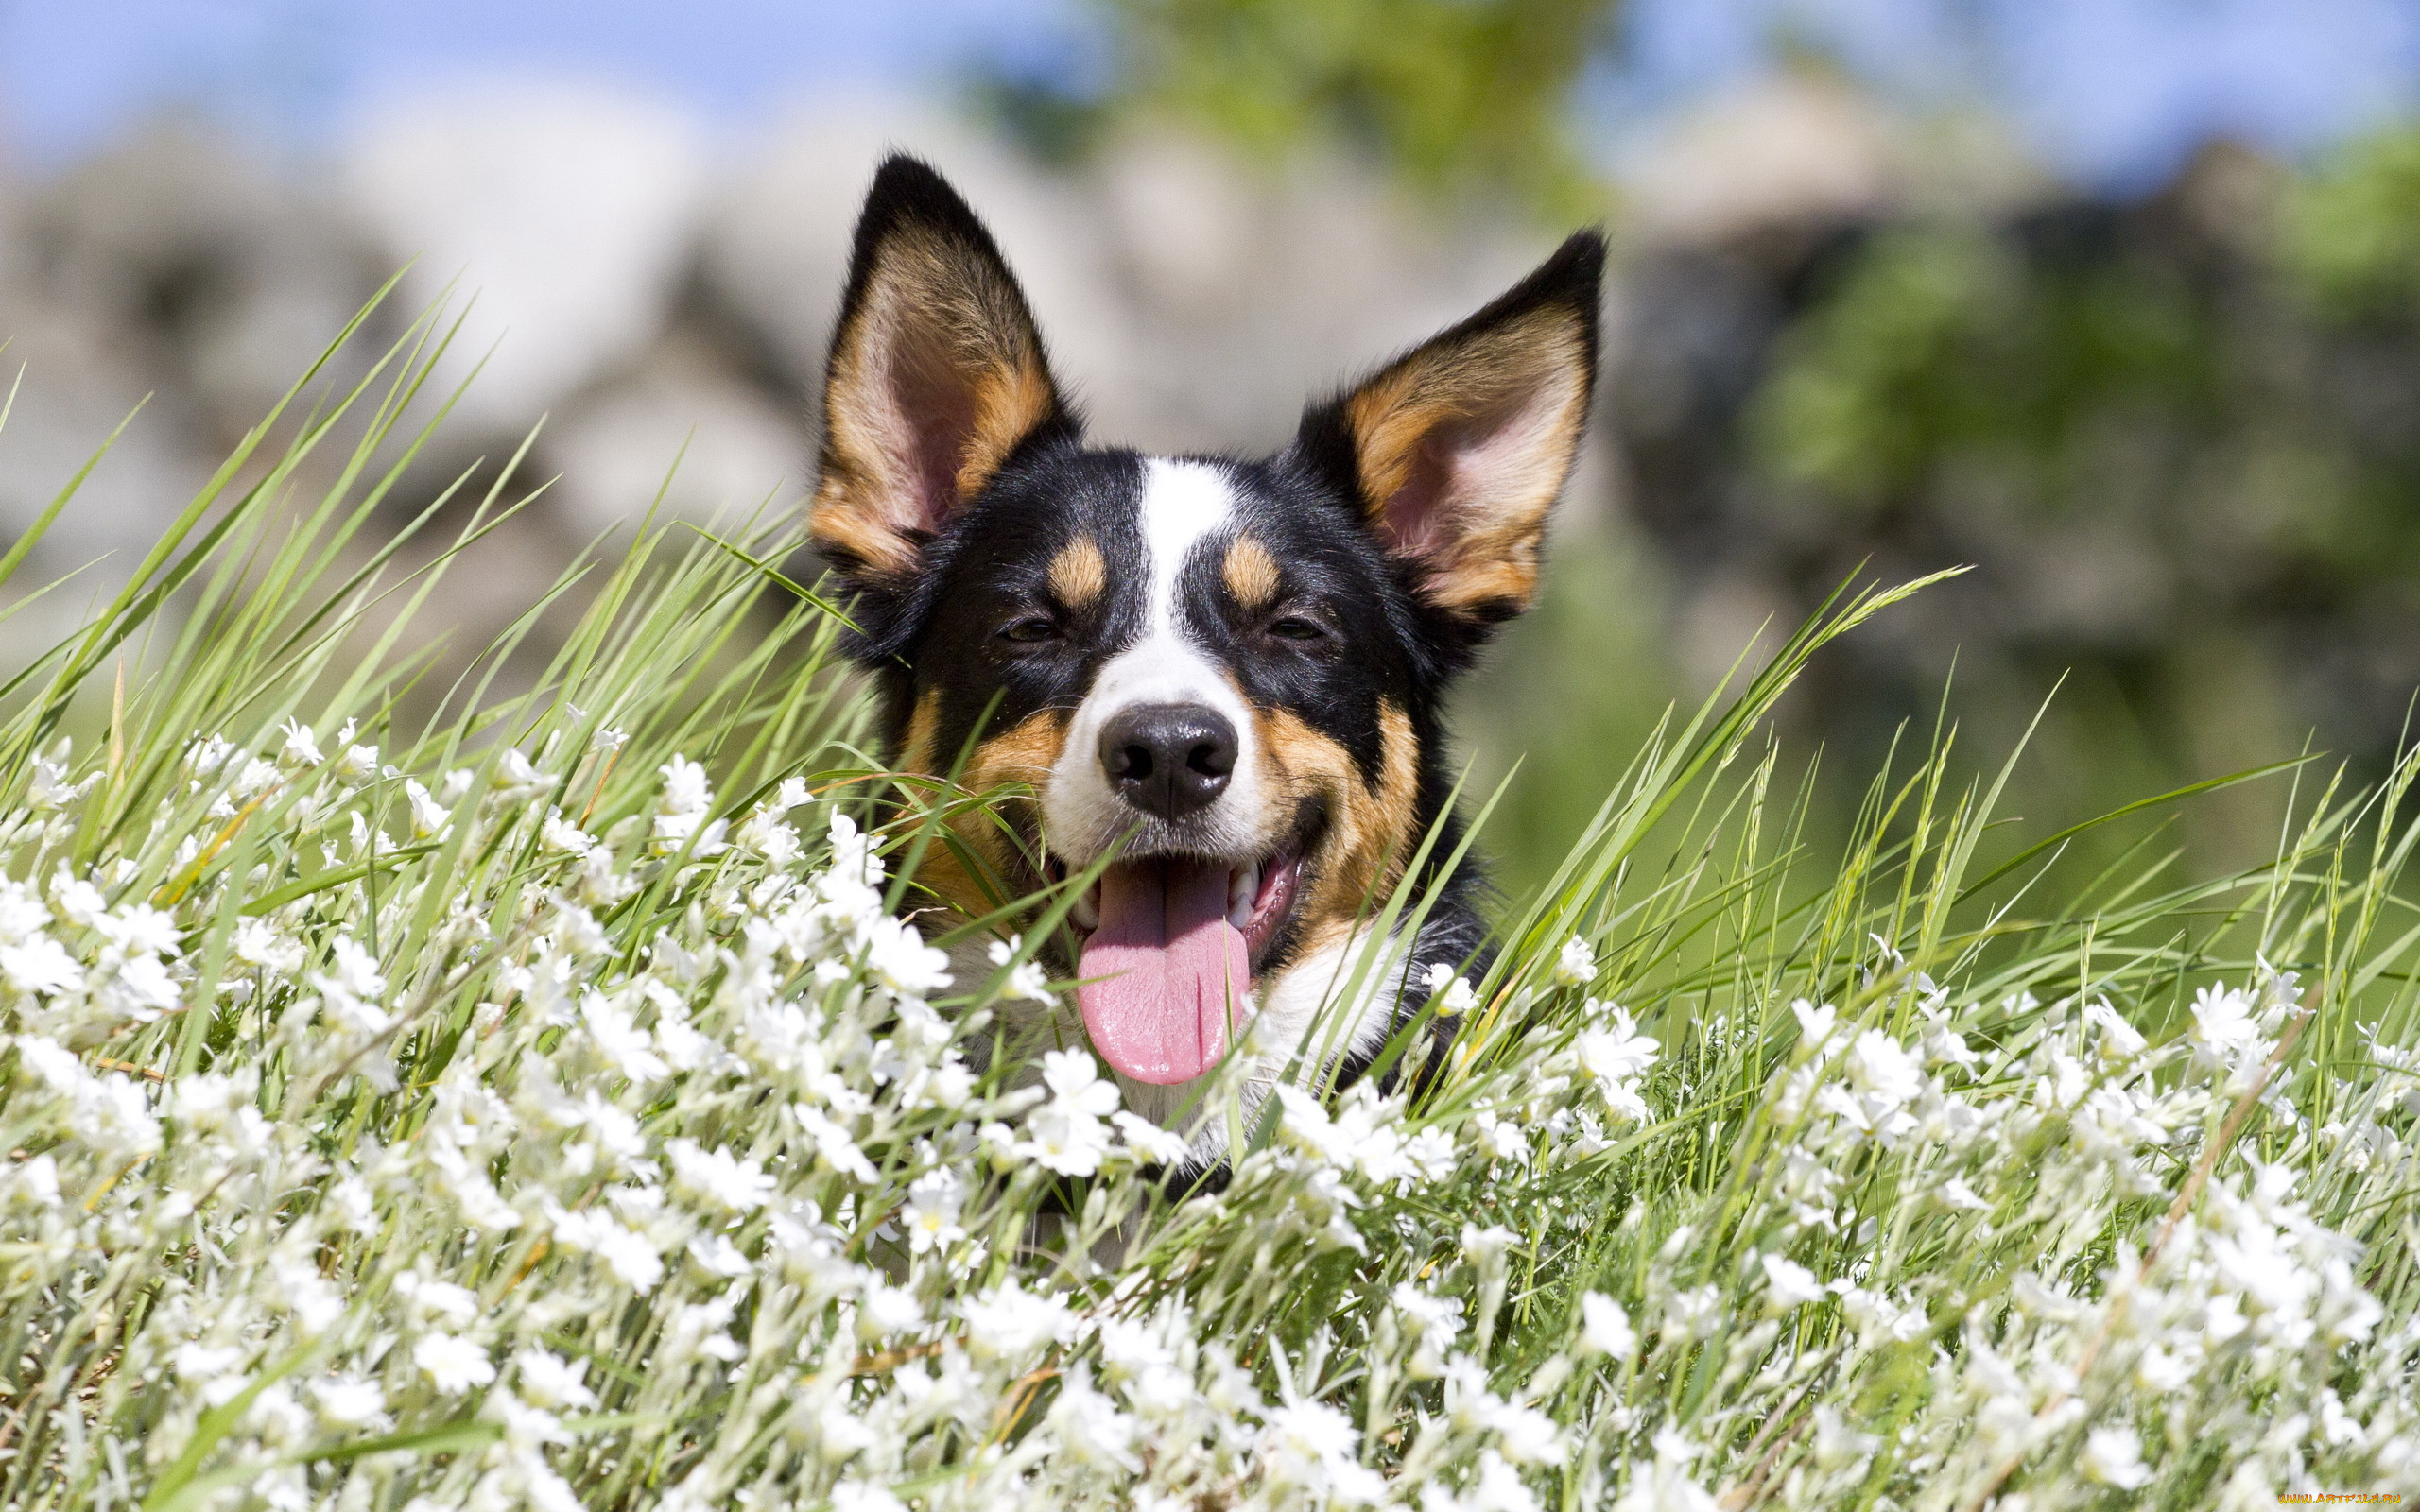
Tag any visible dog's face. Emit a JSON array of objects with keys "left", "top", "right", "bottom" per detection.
[{"left": 811, "top": 156, "right": 1599, "bottom": 1097}]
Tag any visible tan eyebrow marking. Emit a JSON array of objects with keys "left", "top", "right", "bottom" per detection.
[
  {"left": 1223, "top": 533, "right": 1281, "bottom": 610},
  {"left": 1046, "top": 533, "right": 1106, "bottom": 609}
]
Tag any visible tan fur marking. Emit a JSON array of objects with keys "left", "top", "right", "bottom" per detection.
[
  {"left": 1222, "top": 534, "right": 1282, "bottom": 610},
  {"left": 958, "top": 359, "right": 1058, "bottom": 500},
  {"left": 1253, "top": 700, "right": 1421, "bottom": 959},
  {"left": 1341, "top": 307, "right": 1589, "bottom": 616},
  {"left": 899, "top": 706, "right": 1068, "bottom": 923},
  {"left": 1047, "top": 534, "right": 1107, "bottom": 610},
  {"left": 899, "top": 688, "right": 943, "bottom": 778},
  {"left": 968, "top": 710, "right": 1069, "bottom": 793}
]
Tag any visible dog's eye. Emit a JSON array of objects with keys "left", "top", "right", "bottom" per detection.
[
  {"left": 1268, "top": 616, "right": 1326, "bottom": 643},
  {"left": 999, "top": 616, "right": 1060, "bottom": 644}
]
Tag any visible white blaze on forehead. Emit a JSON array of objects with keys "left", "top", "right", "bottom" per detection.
[
  {"left": 1044, "top": 458, "right": 1267, "bottom": 860},
  {"left": 1134, "top": 457, "right": 1235, "bottom": 640}
]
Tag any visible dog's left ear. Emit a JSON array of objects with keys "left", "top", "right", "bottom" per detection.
[
  {"left": 811, "top": 154, "right": 1074, "bottom": 584},
  {"left": 1292, "top": 232, "right": 1602, "bottom": 624}
]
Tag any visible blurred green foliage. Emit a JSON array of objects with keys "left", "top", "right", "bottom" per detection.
[
  {"left": 2285, "top": 128, "right": 2420, "bottom": 318},
  {"left": 1712, "top": 132, "right": 2420, "bottom": 880},
  {"left": 1453, "top": 524, "right": 1679, "bottom": 898},
  {"left": 1060, "top": 0, "right": 1616, "bottom": 215},
  {"left": 1751, "top": 224, "right": 2222, "bottom": 507}
]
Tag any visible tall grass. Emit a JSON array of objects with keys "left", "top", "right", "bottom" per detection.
[{"left": 0, "top": 306, "right": 2414, "bottom": 1512}]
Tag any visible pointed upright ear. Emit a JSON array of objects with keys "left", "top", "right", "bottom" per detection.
[
  {"left": 1293, "top": 232, "right": 1602, "bottom": 623},
  {"left": 811, "top": 155, "right": 1074, "bottom": 582}
]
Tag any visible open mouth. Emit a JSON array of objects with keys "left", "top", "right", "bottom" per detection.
[{"left": 1046, "top": 829, "right": 1311, "bottom": 1086}]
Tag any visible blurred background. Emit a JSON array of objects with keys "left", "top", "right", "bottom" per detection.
[{"left": 6, "top": 0, "right": 2420, "bottom": 893}]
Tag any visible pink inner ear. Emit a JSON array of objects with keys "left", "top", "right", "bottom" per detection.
[
  {"left": 1378, "top": 437, "right": 1460, "bottom": 561},
  {"left": 1376, "top": 384, "right": 1573, "bottom": 569},
  {"left": 877, "top": 328, "right": 982, "bottom": 539}
]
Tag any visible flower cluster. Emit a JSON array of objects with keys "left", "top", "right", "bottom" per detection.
[{"left": 0, "top": 703, "right": 2412, "bottom": 1512}]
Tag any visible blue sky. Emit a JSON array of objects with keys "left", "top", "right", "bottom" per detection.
[
  {"left": 0, "top": 0, "right": 1098, "bottom": 164},
  {"left": 1609, "top": 0, "right": 2420, "bottom": 192},
  {"left": 6, "top": 0, "right": 2418, "bottom": 193}
]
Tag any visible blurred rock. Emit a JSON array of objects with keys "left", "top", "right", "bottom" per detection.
[
  {"left": 1621, "top": 74, "right": 1901, "bottom": 249},
  {"left": 703, "top": 94, "right": 1130, "bottom": 406},
  {"left": 0, "top": 293, "right": 207, "bottom": 636},
  {"left": 546, "top": 331, "right": 806, "bottom": 537},
  {"left": 19, "top": 122, "right": 382, "bottom": 440},
  {"left": 342, "top": 78, "right": 709, "bottom": 436},
  {"left": 1088, "top": 129, "right": 1556, "bottom": 453}
]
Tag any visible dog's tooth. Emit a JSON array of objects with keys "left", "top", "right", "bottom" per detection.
[
  {"left": 1072, "top": 883, "right": 1099, "bottom": 932},
  {"left": 1228, "top": 865, "right": 1258, "bottom": 931}
]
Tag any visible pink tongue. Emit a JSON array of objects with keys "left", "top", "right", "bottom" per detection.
[{"left": 1078, "top": 859, "right": 1251, "bottom": 1085}]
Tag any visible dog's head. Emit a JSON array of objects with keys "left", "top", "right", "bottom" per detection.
[{"left": 812, "top": 155, "right": 1600, "bottom": 1092}]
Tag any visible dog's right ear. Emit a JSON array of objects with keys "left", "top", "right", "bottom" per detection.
[{"left": 811, "top": 155, "right": 1073, "bottom": 583}]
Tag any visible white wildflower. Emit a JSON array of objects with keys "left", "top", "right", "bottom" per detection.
[
  {"left": 1791, "top": 999, "right": 1839, "bottom": 1055},
  {"left": 2080, "top": 1425, "right": 2154, "bottom": 1488},
  {"left": 986, "top": 935, "right": 1052, "bottom": 1002},
  {"left": 95, "top": 902, "right": 180, "bottom": 956},
  {"left": 960, "top": 1280, "right": 1077, "bottom": 1364},
  {"left": 279, "top": 721, "right": 323, "bottom": 767},
  {"left": 515, "top": 1349, "right": 597, "bottom": 1410},
  {"left": 106, "top": 954, "right": 180, "bottom": 1017},
  {"left": 1112, "top": 1110, "right": 1195, "bottom": 1166},
  {"left": 1553, "top": 936, "right": 1597, "bottom": 987},
  {"left": 0, "top": 938, "right": 81, "bottom": 997},
  {"left": 403, "top": 779, "right": 451, "bottom": 839},
  {"left": 653, "top": 755, "right": 723, "bottom": 850},
  {"left": 580, "top": 991, "right": 668, "bottom": 1084},
  {"left": 312, "top": 1376, "right": 387, "bottom": 1428},
  {"left": 490, "top": 748, "right": 544, "bottom": 794},
  {"left": 1461, "top": 1223, "right": 1517, "bottom": 1266},
  {"left": 1760, "top": 1253, "right": 1824, "bottom": 1313},
  {"left": 1425, "top": 961, "right": 1480, "bottom": 1014},
  {"left": 1938, "top": 1177, "right": 1991, "bottom": 1211},
  {"left": 901, "top": 1168, "right": 967, "bottom": 1254},
  {"left": 1392, "top": 1281, "right": 1467, "bottom": 1375},
  {"left": 1810, "top": 1406, "right": 1878, "bottom": 1474},
  {"left": 2189, "top": 984, "right": 2265, "bottom": 1072},
  {"left": 413, "top": 1334, "right": 497, "bottom": 1395},
  {"left": 1580, "top": 1293, "right": 1637, "bottom": 1361},
  {"left": 856, "top": 1280, "right": 924, "bottom": 1340},
  {"left": 1611, "top": 1433, "right": 1719, "bottom": 1512},
  {"left": 795, "top": 1104, "right": 879, "bottom": 1184},
  {"left": 1665, "top": 1285, "right": 1722, "bottom": 1341},
  {"left": 2085, "top": 1000, "right": 2148, "bottom": 1061},
  {"left": 828, "top": 1484, "right": 904, "bottom": 1512},
  {"left": 0, "top": 881, "right": 50, "bottom": 944},
  {"left": 1576, "top": 1008, "right": 1659, "bottom": 1091},
  {"left": 541, "top": 809, "right": 596, "bottom": 856},
  {"left": 233, "top": 919, "right": 305, "bottom": 974},
  {"left": 666, "top": 1139, "right": 775, "bottom": 1213},
  {"left": 863, "top": 916, "right": 950, "bottom": 998},
  {"left": 548, "top": 1204, "right": 666, "bottom": 1292},
  {"left": 1846, "top": 1030, "right": 1924, "bottom": 1108},
  {"left": 1261, "top": 1399, "right": 1376, "bottom": 1503},
  {"left": 1047, "top": 1370, "right": 1140, "bottom": 1470},
  {"left": 1024, "top": 1049, "right": 1121, "bottom": 1177}
]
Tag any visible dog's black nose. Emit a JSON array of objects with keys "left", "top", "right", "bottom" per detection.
[{"left": 1098, "top": 704, "right": 1237, "bottom": 821}]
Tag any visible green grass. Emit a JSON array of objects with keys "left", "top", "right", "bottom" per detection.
[{"left": 0, "top": 301, "right": 2415, "bottom": 1512}]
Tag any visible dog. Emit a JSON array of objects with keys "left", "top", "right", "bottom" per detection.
[{"left": 808, "top": 155, "right": 1601, "bottom": 1169}]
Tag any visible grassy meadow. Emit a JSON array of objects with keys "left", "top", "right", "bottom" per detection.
[{"left": 0, "top": 306, "right": 2414, "bottom": 1512}]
